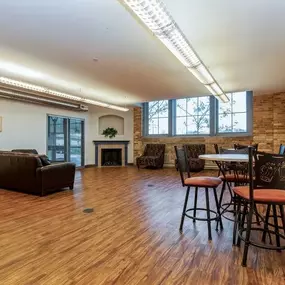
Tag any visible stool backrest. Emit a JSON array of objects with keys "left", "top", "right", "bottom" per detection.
[
  {"left": 214, "top": 144, "right": 219, "bottom": 154},
  {"left": 234, "top": 143, "right": 258, "bottom": 152},
  {"left": 175, "top": 146, "right": 190, "bottom": 186},
  {"left": 248, "top": 147, "right": 285, "bottom": 201},
  {"left": 220, "top": 148, "right": 248, "bottom": 154}
]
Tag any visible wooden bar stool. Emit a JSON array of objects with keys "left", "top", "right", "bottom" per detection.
[{"left": 175, "top": 146, "right": 223, "bottom": 240}]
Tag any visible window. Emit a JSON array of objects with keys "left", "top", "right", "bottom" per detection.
[
  {"left": 143, "top": 91, "right": 252, "bottom": 137},
  {"left": 218, "top": 92, "right": 247, "bottom": 133},
  {"left": 148, "top": 100, "right": 168, "bottom": 135},
  {"left": 176, "top": 96, "right": 210, "bottom": 135}
]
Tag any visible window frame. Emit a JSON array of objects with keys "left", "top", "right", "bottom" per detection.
[
  {"left": 143, "top": 100, "right": 171, "bottom": 137},
  {"left": 216, "top": 91, "right": 252, "bottom": 136},
  {"left": 175, "top": 96, "right": 212, "bottom": 137},
  {"left": 143, "top": 91, "right": 253, "bottom": 138}
]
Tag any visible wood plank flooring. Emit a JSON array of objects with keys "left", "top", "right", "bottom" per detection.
[{"left": 0, "top": 167, "right": 284, "bottom": 285}]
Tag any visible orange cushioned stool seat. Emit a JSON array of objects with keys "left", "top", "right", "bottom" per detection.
[
  {"left": 233, "top": 186, "right": 285, "bottom": 203},
  {"left": 185, "top": 177, "right": 222, "bottom": 187},
  {"left": 219, "top": 174, "right": 250, "bottom": 183}
]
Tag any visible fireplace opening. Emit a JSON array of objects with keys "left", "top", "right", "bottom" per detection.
[{"left": 101, "top": 149, "right": 122, "bottom": 166}]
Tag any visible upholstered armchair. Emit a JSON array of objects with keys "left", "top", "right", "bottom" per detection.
[
  {"left": 136, "top": 144, "right": 166, "bottom": 169},
  {"left": 175, "top": 144, "right": 205, "bottom": 172}
]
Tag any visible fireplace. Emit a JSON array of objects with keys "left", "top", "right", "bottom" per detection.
[
  {"left": 93, "top": 140, "right": 130, "bottom": 167},
  {"left": 101, "top": 149, "right": 122, "bottom": 166}
]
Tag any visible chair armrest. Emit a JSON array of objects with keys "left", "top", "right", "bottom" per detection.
[{"left": 37, "top": 163, "right": 76, "bottom": 194}]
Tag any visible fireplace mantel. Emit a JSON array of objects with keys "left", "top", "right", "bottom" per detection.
[
  {"left": 93, "top": 140, "right": 130, "bottom": 146},
  {"left": 93, "top": 140, "right": 130, "bottom": 167}
]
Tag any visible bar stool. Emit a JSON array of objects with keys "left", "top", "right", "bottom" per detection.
[
  {"left": 232, "top": 147, "right": 285, "bottom": 267},
  {"left": 175, "top": 146, "right": 223, "bottom": 240}
]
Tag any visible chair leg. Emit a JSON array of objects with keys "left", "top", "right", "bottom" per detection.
[
  {"left": 279, "top": 205, "right": 285, "bottom": 236},
  {"left": 272, "top": 205, "right": 281, "bottom": 251},
  {"left": 262, "top": 204, "right": 271, "bottom": 243},
  {"left": 193, "top": 187, "right": 198, "bottom": 223},
  {"left": 237, "top": 202, "right": 247, "bottom": 247},
  {"left": 233, "top": 196, "right": 242, "bottom": 245},
  {"left": 179, "top": 186, "right": 191, "bottom": 232},
  {"left": 242, "top": 202, "right": 254, "bottom": 267},
  {"left": 254, "top": 203, "right": 261, "bottom": 225},
  {"left": 218, "top": 181, "right": 226, "bottom": 209},
  {"left": 233, "top": 193, "right": 237, "bottom": 216},
  {"left": 205, "top": 187, "right": 212, "bottom": 240},
  {"left": 213, "top": 187, "right": 223, "bottom": 230}
]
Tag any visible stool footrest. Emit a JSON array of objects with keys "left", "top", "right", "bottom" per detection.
[{"left": 185, "top": 208, "right": 219, "bottom": 222}]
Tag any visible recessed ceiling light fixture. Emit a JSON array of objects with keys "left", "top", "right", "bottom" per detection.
[
  {"left": 0, "top": 77, "right": 129, "bottom": 111},
  {"left": 119, "top": 0, "right": 229, "bottom": 103}
]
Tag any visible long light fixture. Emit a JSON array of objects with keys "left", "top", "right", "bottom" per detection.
[
  {"left": 120, "top": 0, "right": 229, "bottom": 103},
  {"left": 0, "top": 88, "right": 87, "bottom": 110},
  {"left": 0, "top": 77, "right": 129, "bottom": 111}
]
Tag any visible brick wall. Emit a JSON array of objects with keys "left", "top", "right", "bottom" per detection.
[
  {"left": 133, "top": 107, "right": 143, "bottom": 160},
  {"left": 133, "top": 93, "right": 285, "bottom": 165},
  {"left": 273, "top": 93, "right": 285, "bottom": 152}
]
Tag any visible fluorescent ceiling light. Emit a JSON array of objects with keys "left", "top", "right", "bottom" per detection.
[
  {"left": 120, "top": 0, "right": 229, "bottom": 103},
  {"left": 0, "top": 77, "right": 129, "bottom": 112},
  {"left": 0, "top": 61, "right": 44, "bottom": 78},
  {"left": 0, "top": 88, "right": 81, "bottom": 108}
]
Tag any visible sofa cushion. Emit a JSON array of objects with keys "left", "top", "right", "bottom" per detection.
[
  {"left": 39, "top": 155, "right": 51, "bottom": 166},
  {"left": 11, "top": 149, "right": 38, "bottom": 154}
]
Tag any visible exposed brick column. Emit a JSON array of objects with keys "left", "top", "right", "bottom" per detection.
[
  {"left": 253, "top": 94, "right": 274, "bottom": 152},
  {"left": 273, "top": 92, "right": 285, "bottom": 153},
  {"left": 133, "top": 107, "right": 143, "bottom": 164}
]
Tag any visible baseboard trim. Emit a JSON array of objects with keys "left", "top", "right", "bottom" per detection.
[
  {"left": 85, "top": 163, "right": 216, "bottom": 170},
  {"left": 85, "top": 164, "right": 96, "bottom": 168},
  {"left": 85, "top": 163, "right": 134, "bottom": 168}
]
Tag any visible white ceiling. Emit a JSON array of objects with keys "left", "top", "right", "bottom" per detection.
[{"left": 0, "top": 0, "right": 284, "bottom": 106}]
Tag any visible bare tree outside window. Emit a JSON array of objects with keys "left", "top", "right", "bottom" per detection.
[
  {"left": 145, "top": 91, "right": 248, "bottom": 136},
  {"left": 218, "top": 92, "right": 247, "bottom": 133},
  {"left": 176, "top": 97, "right": 210, "bottom": 135},
  {"left": 148, "top": 100, "right": 169, "bottom": 134}
]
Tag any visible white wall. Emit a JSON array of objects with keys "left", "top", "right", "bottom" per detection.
[
  {"left": 0, "top": 99, "right": 134, "bottom": 165},
  {"left": 88, "top": 105, "right": 134, "bottom": 164}
]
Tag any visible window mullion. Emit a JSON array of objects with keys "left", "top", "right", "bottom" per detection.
[
  {"left": 210, "top": 96, "right": 216, "bottom": 136},
  {"left": 169, "top": 99, "right": 175, "bottom": 136},
  {"left": 143, "top": 103, "right": 148, "bottom": 136}
]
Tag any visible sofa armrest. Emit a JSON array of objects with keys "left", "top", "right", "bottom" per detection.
[{"left": 37, "top": 162, "right": 76, "bottom": 195}]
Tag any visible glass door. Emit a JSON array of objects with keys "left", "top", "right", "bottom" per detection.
[
  {"left": 47, "top": 116, "right": 68, "bottom": 162},
  {"left": 47, "top": 115, "right": 85, "bottom": 167},
  {"left": 68, "top": 118, "right": 84, "bottom": 167}
]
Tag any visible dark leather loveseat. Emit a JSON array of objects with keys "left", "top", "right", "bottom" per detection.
[{"left": 0, "top": 152, "right": 75, "bottom": 196}]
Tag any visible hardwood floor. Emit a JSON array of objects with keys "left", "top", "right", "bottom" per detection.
[{"left": 0, "top": 167, "right": 284, "bottom": 285}]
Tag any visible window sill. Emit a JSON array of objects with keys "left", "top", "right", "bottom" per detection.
[{"left": 142, "top": 133, "right": 252, "bottom": 139}]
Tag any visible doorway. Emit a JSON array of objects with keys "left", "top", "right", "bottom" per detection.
[{"left": 47, "top": 115, "right": 85, "bottom": 167}]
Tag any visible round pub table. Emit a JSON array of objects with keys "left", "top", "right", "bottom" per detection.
[{"left": 199, "top": 153, "right": 249, "bottom": 220}]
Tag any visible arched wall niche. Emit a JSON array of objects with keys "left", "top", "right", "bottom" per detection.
[{"left": 98, "top": 115, "right": 124, "bottom": 135}]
